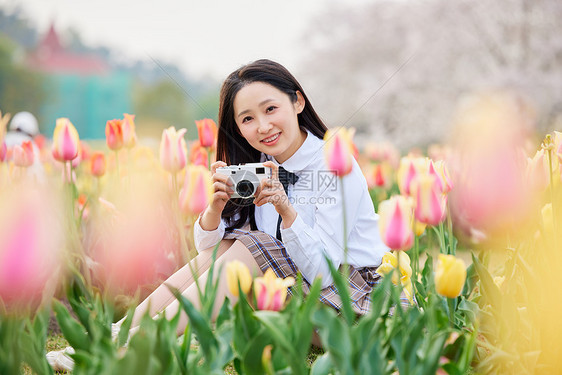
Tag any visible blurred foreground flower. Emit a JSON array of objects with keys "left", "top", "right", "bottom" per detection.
[
  {"left": 435, "top": 254, "right": 466, "bottom": 298},
  {"left": 0, "top": 187, "right": 63, "bottom": 309},
  {"left": 160, "top": 127, "right": 188, "bottom": 174},
  {"left": 323, "top": 127, "right": 354, "bottom": 177},
  {"left": 189, "top": 141, "right": 209, "bottom": 168},
  {"left": 195, "top": 118, "right": 217, "bottom": 148},
  {"left": 226, "top": 260, "right": 252, "bottom": 297},
  {"left": 52, "top": 118, "right": 80, "bottom": 162},
  {"left": 88, "top": 180, "right": 175, "bottom": 294},
  {"left": 12, "top": 141, "right": 34, "bottom": 168},
  {"left": 254, "top": 269, "right": 294, "bottom": 311},
  {"left": 378, "top": 195, "right": 414, "bottom": 251},
  {"left": 179, "top": 165, "right": 213, "bottom": 216}
]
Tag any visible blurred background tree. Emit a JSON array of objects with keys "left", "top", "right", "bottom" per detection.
[
  {"left": 0, "top": 34, "right": 46, "bottom": 123},
  {"left": 297, "top": 0, "right": 562, "bottom": 151}
]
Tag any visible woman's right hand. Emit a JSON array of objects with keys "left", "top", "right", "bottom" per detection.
[{"left": 200, "top": 161, "right": 233, "bottom": 230}]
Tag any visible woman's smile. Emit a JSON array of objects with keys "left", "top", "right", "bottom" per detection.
[{"left": 261, "top": 132, "right": 281, "bottom": 145}]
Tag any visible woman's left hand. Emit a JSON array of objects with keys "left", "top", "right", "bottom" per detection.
[{"left": 254, "top": 161, "right": 291, "bottom": 215}]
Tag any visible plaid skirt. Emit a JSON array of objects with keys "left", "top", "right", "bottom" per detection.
[{"left": 224, "top": 229, "right": 411, "bottom": 315}]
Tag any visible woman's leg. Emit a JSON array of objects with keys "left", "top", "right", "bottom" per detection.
[
  {"left": 157, "top": 239, "right": 262, "bottom": 335},
  {"left": 121, "top": 239, "right": 235, "bottom": 328}
]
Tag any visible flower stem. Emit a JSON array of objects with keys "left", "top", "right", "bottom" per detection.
[
  {"left": 340, "top": 177, "right": 349, "bottom": 282},
  {"left": 438, "top": 221, "right": 447, "bottom": 254}
]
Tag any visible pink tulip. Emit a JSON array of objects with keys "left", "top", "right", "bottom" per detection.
[
  {"left": 378, "top": 195, "right": 414, "bottom": 251},
  {"left": 179, "top": 165, "right": 213, "bottom": 215},
  {"left": 159, "top": 127, "right": 188, "bottom": 174},
  {"left": 323, "top": 128, "right": 354, "bottom": 177},
  {"left": 90, "top": 151, "right": 106, "bottom": 177},
  {"left": 411, "top": 174, "right": 447, "bottom": 226},
  {"left": 122, "top": 113, "right": 137, "bottom": 148},
  {"left": 397, "top": 156, "right": 429, "bottom": 196},
  {"left": 195, "top": 118, "right": 217, "bottom": 148},
  {"left": 13, "top": 141, "right": 34, "bottom": 167},
  {"left": 254, "top": 269, "right": 295, "bottom": 311},
  {"left": 52, "top": 118, "right": 80, "bottom": 162}
]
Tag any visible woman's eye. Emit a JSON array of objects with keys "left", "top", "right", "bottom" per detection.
[
  {"left": 266, "top": 106, "right": 277, "bottom": 113},
  {"left": 242, "top": 116, "right": 252, "bottom": 123}
]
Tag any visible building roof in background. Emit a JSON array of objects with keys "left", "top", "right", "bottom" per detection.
[{"left": 26, "top": 23, "right": 109, "bottom": 75}]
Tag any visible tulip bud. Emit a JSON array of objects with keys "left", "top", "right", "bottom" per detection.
[
  {"left": 432, "top": 160, "right": 454, "bottom": 194},
  {"left": 106, "top": 119, "right": 124, "bottom": 151},
  {"left": 254, "top": 268, "right": 295, "bottom": 311},
  {"left": 195, "top": 118, "right": 217, "bottom": 148},
  {"left": 323, "top": 128, "right": 354, "bottom": 177},
  {"left": 225, "top": 260, "right": 252, "bottom": 297},
  {"left": 159, "top": 127, "right": 188, "bottom": 174},
  {"left": 435, "top": 254, "right": 466, "bottom": 298},
  {"left": 13, "top": 141, "right": 34, "bottom": 167},
  {"left": 179, "top": 165, "right": 213, "bottom": 215},
  {"left": 122, "top": 113, "right": 137, "bottom": 149},
  {"left": 397, "top": 156, "right": 429, "bottom": 196},
  {"left": 90, "top": 151, "right": 106, "bottom": 177},
  {"left": 378, "top": 195, "right": 414, "bottom": 251},
  {"left": 52, "top": 118, "right": 80, "bottom": 162}
]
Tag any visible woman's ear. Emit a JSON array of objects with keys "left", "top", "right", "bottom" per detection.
[{"left": 295, "top": 91, "right": 305, "bottom": 114}]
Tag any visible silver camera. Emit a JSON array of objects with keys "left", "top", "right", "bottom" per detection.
[{"left": 217, "top": 163, "right": 272, "bottom": 199}]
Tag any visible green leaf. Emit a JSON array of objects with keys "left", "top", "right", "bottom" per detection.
[
  {"left": 310, "top": 353, "right": 333, "bottom": 375},
  {"left": 53, "top": 299, "right": 90, "bottom": 351},
  {"left": 325, "top": 256, "right": 355, "bottom": 326}
]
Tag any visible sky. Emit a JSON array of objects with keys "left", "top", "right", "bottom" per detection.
[{"left": 0, "top": 0, "right": 372, "bottom": 80}]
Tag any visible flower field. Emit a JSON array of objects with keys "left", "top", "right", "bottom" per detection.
[{"left": 1, "top": 89, "right": 562, "bottom": 374}]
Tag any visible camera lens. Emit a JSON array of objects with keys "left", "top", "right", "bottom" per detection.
[{"left": 236, "top": 180, "right": 255, "bottom": 198}]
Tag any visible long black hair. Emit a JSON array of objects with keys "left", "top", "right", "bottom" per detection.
[{"left": 217, "top": 59, "right": 329, "bottom": 231}]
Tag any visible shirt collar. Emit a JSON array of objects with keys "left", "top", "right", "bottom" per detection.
[{"left": 263, "top": 129, "right": 324, "bottom": 172}]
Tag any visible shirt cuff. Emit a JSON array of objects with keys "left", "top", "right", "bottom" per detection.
[{"left": 193, "top": 214, "right": 225, "bottom": 251}]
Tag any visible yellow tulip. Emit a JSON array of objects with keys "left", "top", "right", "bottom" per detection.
[
  {"left": 375, "top": 251, "right": 412, "bottom": 285},
  {"left": 122, "top": 113, "right": 137, "bottom": 149},
  {"left": 435, "top": 254, "right": 466, "bottom": 298},
  {"left": 225, "top": 260, "right": 252, "bottom": 297}
]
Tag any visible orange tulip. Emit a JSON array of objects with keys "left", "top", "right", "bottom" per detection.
[
  {"left": 122, "top": 113, "right": 137, "bottom": 148},
  {"left": 254, "top": 268, "right": 295, "bottom": 311},
  {"left": 195, "top": 118, "right": 217, "bottom": 148},
  {"left": 52, "top": 118, "right": 80, "bottom": 162},
  {"left": 378, "top": 195, "right": 414, "bottom": 251},
  {"left": 106, "top": 119, "right": 124, "bottom": 151},
  {"left": 179, "top": 165, "right": 213, "bottom": 215},
  {"left": 159, "top": 127, "right": 188, "bottom": 174},
  {"left": 90, "top": 151, "right": 106, "bottom": 177},
  {"left": 13, "top": 141, "right": 34, "bottom": 167},
  {"left": 323, "top": 127, "right": 354, "bottom": 177}
]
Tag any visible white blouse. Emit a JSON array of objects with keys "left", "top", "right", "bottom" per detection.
[{"left": 194, "top": 130, "right": 388, "bottom": 288}]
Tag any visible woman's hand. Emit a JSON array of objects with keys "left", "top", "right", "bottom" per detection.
[
  {"left": 200, "top": 161, "right": 233, "bottom": 231},
  {"left": 254, "top": 161, "right": 297, "bottom": 227}
]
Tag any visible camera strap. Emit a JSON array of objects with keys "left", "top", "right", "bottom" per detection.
[{"left": 276, "top": 167, "right": 299, "bottom": 241}]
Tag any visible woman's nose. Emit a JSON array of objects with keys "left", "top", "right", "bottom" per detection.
[{"left": 257, "top": 119, "right": 272, "bottom": 133}]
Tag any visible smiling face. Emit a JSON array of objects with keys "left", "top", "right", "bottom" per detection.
[{"left": 233, "top": 82, "right": 306, "bottom": 164}]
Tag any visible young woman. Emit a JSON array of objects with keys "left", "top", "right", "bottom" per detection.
[{"left": 47, "top": 59, "right": 390, "bottom": 371}]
